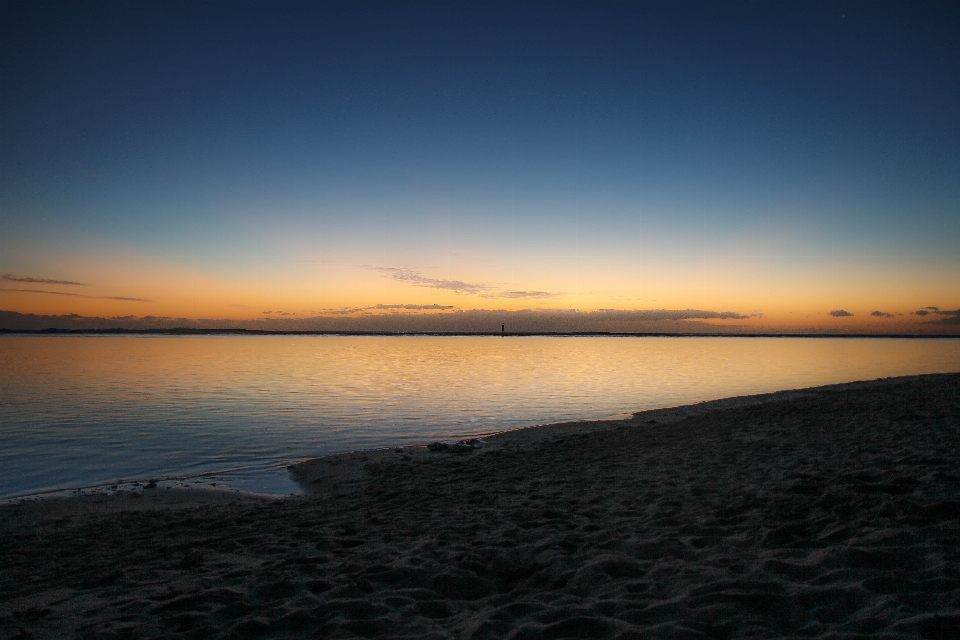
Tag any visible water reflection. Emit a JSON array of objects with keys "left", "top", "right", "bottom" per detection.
[{"left": 2, "top": 335, "right": 958, "bottom": 498}]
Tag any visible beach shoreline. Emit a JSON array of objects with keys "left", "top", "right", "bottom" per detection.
[
  {"left": 1, "top": 374, "right": 887, "bottom": 506},
  {"left": 2, "top": 373, "right": 959, "bottom": 639},
  {"left": 286, "top": 373, "right": 951, "bottom": 497}
]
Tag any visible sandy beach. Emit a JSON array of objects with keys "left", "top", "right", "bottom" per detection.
[{"left": 2, "top": 373, "right": 958, "bottom": 639}]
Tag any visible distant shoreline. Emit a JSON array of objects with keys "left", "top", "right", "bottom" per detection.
[{"left": 2, "top": 328, "right": 958, "bottom": 338}]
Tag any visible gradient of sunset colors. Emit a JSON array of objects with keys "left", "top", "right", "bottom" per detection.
[{"left": 2, "top": 1, "right": 958, "bottom": 333}]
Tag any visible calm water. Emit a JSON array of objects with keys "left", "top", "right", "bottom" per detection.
[{"left": 2, "top": 335, "right": 959, "bottom": 499}]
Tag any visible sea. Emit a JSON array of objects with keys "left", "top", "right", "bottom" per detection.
[{"left": 2, "top": 335, "right": 959, "bottom": 500}]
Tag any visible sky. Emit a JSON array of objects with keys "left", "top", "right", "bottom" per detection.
[{"left": 1, "top": 1, "right": 958, "bottom": 333}]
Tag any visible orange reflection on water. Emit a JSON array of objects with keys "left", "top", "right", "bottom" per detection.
[
  {"left": 5, "top": 335, "right": 960, "bottom": 421},
  {"left": 2, "top": 335, "right": 959, "bottom": 498}
]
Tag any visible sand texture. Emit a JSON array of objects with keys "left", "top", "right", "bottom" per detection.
[{"left": 2, "top": 373, "right": 959, "bottom": 639}]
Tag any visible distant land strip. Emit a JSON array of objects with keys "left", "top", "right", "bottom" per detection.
[{"left": 1, "top": 328, "right": 958, "bottom": 338}]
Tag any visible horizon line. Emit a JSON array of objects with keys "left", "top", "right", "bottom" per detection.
[{"left": 2, "top": 328, "right": 958, "bottom": 339}]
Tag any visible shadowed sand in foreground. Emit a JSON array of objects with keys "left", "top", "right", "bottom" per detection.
[{"left": 2, "top": 374, "right": 959, "bottom": 639}]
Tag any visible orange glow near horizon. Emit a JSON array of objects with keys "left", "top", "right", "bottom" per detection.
[
  {"left": 2, "top": 244, "right": 958, "bottom": 332},
  {"left": 2, "top": 284, "right": 957, "bottom": 333}
]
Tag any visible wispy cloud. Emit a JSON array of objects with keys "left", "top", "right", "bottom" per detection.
[
  {"left": 106, "top": 295, "right": 150, "bottom": 302},
  {"left": 933, "top": 310, "right": 960, "bottom": 325},
  {"left": 482, "top": 290, "right": 560, "bottom": 299},
  {"left": 870, "top": 310, "right": 895, "bottom": 318},
  {"left": 316, "top": 307, "right": 752, "bottom": 321},
  {"left": 593, "top": 309, "right": 753, "bottom": 321},
  {"left": 374, "top": 267, "right": 489, "bottom": 295},
  {"left": 914, "top": 308, "right": 960, "bottom": 324},
  {"left": 372, "top": 267, "right": 562, "bottom": 299},
  {"left": 324, "top": 303, "right": 458, "bottom": 315},
  {"left": 2, "top": 273, "right": 86, "bottom": 286},
  {"left": 829, "top": 310, "right": 853, "bottom": 317},
  {"left": 375, "top": 303, "right": 456, "bottom": 310},
  {"left": 0, "top": 273, "right": 148, "bottom": 301},
  {"left": 0, "top": 288, "right": 150, "bottom": 302}
]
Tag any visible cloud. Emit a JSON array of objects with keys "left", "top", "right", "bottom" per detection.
[
  {"left": 829, "top": 310, "right": 853, "bottom": 317},
  {"left": 409, "top": 304, "right": 456, "bottom": 310},
  {"left": 103, "top": 295, "right": 150, "bottom": 302},
  {"left": 617, "top": 309, "right": 752, "bottom": 321},
  {"left": 318, "top": 306, "right": 750, "bottom": 321},
  {"left": 326, "top": 307, "right": 364, "bottom": 315},
  {"left": 483, "top": 290, "right": 560, "bottom": 299},
  {"left": 930, "top": 309, "right": 960, "bottom": 325},
  {"left": 378, "top": 303, "right": 456, "bottom": 310},
  {"left": 2, "top": 273, "right": 86, "bottom": 286},
  {"left": 0, "top": 288, "right": 150, "bottom": 302},
  {"left": 870, "top": 310, "right": 894, "bottom": 318},
  {"left": 552, "top": 309, "right": 753, "bottom": 321},
  {"left": 912, "top": 306, "right": 957, "bottom": 320},
  {"left": 373, "top": 267, "right": 562, "bottom": 299},
  {"left": 0, "top": 307, "right": 764, "bottom": 333},
  {"left": 14, "top": 302, "right": 957, "bottom": 334},
  {"left": 375, "top": 267, "right": 488, "bottom": 295},
  {"left": 326, "top": 303, "right": 458, "bottom": 315}
]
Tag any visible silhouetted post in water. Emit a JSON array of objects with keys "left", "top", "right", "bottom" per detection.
[{"left": 502, "top": 324, "right": 504, "bottom": 336}]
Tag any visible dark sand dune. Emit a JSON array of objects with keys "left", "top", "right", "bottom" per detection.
[{"left": 2, "top": 373, "right": 959, "bottom": 639}]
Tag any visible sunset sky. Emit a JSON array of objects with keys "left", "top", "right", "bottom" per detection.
[{"left": 1, "top": 1, "right": 958, "bottom": 333}]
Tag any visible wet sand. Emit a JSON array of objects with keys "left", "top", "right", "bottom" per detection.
[{"left": 2, "top": 373, "right": 959, "bottom": 639}]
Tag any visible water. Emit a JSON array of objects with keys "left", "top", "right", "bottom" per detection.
[{"left": 2, "top": 335, "right": 958, "bottom": 499}]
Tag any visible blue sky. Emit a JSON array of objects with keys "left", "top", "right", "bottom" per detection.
[{"left": 1, "top": 1, "right": 958, "bottom": 331}]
